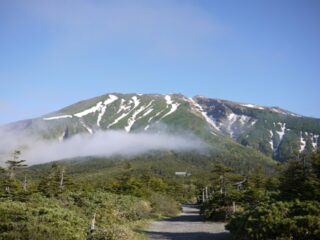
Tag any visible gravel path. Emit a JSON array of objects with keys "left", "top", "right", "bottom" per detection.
[{"left": 145, "top": 204, "right": 229, "bottom": 240}]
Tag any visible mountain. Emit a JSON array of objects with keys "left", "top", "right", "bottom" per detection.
[
  {"left": 2, "top": 93, "right": 320, "bottom": 163},
  {"left": 194, "top": 96, "right": 320, "bottom": 161}
]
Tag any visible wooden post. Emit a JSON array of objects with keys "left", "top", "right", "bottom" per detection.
[
  {"left": 9, "top": 169, "right": 14, "bottom": 179},
  {"left": 90, "top": 212, "right": 96, "bottom": 232},
  {"left": 232, "top": 201, "right": 236, "bottom": 213},
  {"left": 202, "top": 189, "right": 205, "bottom": 202},
  {"left": 23, "top": 175, "right": 27, "bottom": 191},
  {"left": 222, "top": 175, "right": 226, "bottom": 196},
  {"left": 59, "top": 167, "right": 65, "bottom": 191},
  {"left": 205, "top": 186, "right": 208, "bottom": 200},
  {"left": 220, "top": 175, "right": 223, "bottom": 194}
]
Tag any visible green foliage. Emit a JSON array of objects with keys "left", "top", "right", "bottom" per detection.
[
  {"left": 201, "top": 193, "right": 238, "bottom": 221},
  {"left": 224, "top": 152, "right": 320, "bottom": 240},
  {"left": 3, "top": 145, "right": 319, "bottom": 240},
  {"left": 226, "top": 201, "right": 320, "bottom": 240},
  {"left": 276, "top": 131, "right": 300, "bottom": 161},
  {"left": 148, "top": 192, "right": 180, "bottom": 217},
  {"left": 38, "top": 163, "right": 73, "bottom": 197},
  {"left": 0, "top": 156, "right": 182, "bottom": 240},
  {"left": 67, "top": 191, "right": 153, "bottom": 223},
  {"left": 87, "top": 225, "right": 136, "bottom": 240},
  {"left": 279, "top": 154, "right": 320, "bottom": 201},
  {"left": 0, "top": 150, "right": 30, "bottom": 200},
  {"left": 200, "top": 164, "right": 244, "bottom": 221},
  {"left": 0, "top": 197, "right": 87, "bottom": 240},
  {"left": 5, "top": 150, "right": 27, "bottom": 179},
  {"left": 0, "top": 189, "right": 177, "bottom": 240}
]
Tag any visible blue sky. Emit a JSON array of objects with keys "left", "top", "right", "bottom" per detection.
[{"left": 0, "top": 0, "right": 319, "bottom": 124}]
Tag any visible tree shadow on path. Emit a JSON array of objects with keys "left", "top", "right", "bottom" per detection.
[{"left": 145, "top": 204, "right": 230, "bottom": 240}]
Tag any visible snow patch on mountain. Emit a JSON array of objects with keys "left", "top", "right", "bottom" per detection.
[
  {"left": 188, "top": 98, "right": 220, "bottom": 131},
  {"left": 108, "top": 96, "right": 140, "bottom": 129},
  {"left": 143, "top": 108, "right": 154, "bottom": 117},
  {"left": 226, "top": 113, "right": 238, "bottom": 137},
  {"left": 148, "top": 110, "right": 164, "bottom": 123},
  {"left": 124, "top": 98, "right": 154, "bottom": 132},
  {"left": 289, "top": 113, "right": 302, "bottom": 117},
  {"left": 276, "top": 123, "right": 286, "bottom": 141},
  {"left": 144, "top": 110, "right": 165, "bottom": 130},
  {"left": 300, "top": 132, "right": 306, "bottom": 153},
  {"left": 108, "top": 113, "right": 128, "bottom": 128},
  {"left": 201, "top": 111, "right": 252, "bottom": 138},
  {"left": 134, "top": 101, "right": 155, "bottom": 124},
  {"left": 241, "top": 104, "right": 264, "bottom": 110},
  {"left": 117, "top": 99, "right": 131, "bottom": 114},
  {"left": 97, "top": 95, "right": 118, "bottom": 126},
  {"left": 73, "top": 94, "right": 119, "bottom": 124},
  {"left": 125, "top": 106, "right": 146, "bottom": 132},
  {"left": 43, "top": 115, "right": 73, "bottom": 120},
  {"left": 312, "top": 134, "right": 319, "bottom": 149},
  {"left": 132, "top": 96, "right": 140, "bottom": 109},
  {"left": 74, "top": 102, "right": 103, "bottom": 118},
  {"left": 271, "top": 108, "right": 289, "bottom": 115},
  {"left": 161, "top": 95, "right": 180, "bottom": 119},
  {"left": 239, "top": 115, "right": 251, "bottom": 125},
  {"left": 227, "top": 113, "right": 237, "bottom": 123},
  {"left": 250, "top": 120, "right": 257, "bottom": 126},
  {"left": 270, "top": 107, "right": 301, "bottom": 117},
  {"left": 117, "top": 99, "right": 125, "bottom": 113},
  {"left": 269, "top": 130, "right": 274, "bottom": 151},
  {"left": 80, "top": 120, "right": 93, "bottom": 134}
]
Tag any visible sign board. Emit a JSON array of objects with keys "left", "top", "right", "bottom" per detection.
[{"left": 175, "top": 172, "right": 192, "bottom": 177}]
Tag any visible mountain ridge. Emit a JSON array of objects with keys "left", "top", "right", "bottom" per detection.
[{"left": 1, "top": 93, "right": 319, "bottom": 163}]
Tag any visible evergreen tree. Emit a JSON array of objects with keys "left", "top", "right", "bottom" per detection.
[
  {"left": 0, "top": 166, "right": 6, "bottom": 196},
  {"left": 4, "top": 150, "right": 27, "bottom": 194},
  {"left": 211, "top": 164, "right": 233, "bottom": 194},
  {"left": 279, "top": 154, "right": 320, "bottom": 201},
  {"left": 311, "top": 151, "right": 320, "bottom": 179},
  {"left": 5, "top": 150, "right": 27, "bottom": 179},
  {"left": 38, "top": 163, "right": 73, "bottom": 197},
  {"left": 310, "top": 151, "right": 320, "bottom": 200}
]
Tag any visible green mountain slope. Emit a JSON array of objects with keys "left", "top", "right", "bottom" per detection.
[{"left": 194, "top": 97, "right": 320, "bottom": 161}]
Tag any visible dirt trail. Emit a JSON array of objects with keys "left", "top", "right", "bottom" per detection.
[{"left": 145, "top": 204, "right": 229, "bottom": 240}]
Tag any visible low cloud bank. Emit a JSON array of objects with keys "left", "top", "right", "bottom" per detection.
[{"left": 0, "top": 130, "right": 207, "bottom": 165}]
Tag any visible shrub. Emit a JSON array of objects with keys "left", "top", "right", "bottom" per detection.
[
  {"left": 148, "top": 192, "right": 180, "bottom": 217},
  {"left": 226, "top": 200, "right": 320, "bottom": 240},
  {"left": 201, "top": 195, "right": 234, "bottom": 221},
  {"left": 88, "top": 224, "right": 136, "bottom": 240},
  {"left": 0, "top": 199, "right": 87, "bottom": 240}
]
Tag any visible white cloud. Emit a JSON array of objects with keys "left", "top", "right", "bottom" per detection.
[{"left": 0, "top": 129, "right": 207, "bottom": 165}]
